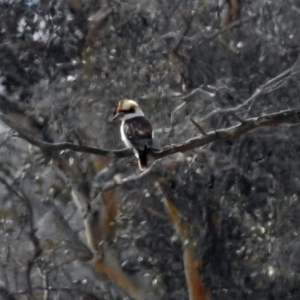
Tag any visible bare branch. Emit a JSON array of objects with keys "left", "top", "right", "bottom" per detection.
[{"left": 1, "top": 110, "right": 300, "bottom": 165}]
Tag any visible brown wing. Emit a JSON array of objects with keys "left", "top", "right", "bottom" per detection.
[{"left": 123, "top": 117, "right": 153, "bottom": 150}]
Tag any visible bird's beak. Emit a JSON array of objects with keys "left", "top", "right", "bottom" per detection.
[{"left": 109, "top": 112, "right": 124, "bottom": 122}]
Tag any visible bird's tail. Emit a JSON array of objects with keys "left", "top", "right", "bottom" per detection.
[{"left": 137, "top": 147, "right": 148, "bottom": 171}]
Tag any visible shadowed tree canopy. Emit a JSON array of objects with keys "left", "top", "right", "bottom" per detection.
[{"left": 1, "top": 0, "right": 300, "bottom": 299}]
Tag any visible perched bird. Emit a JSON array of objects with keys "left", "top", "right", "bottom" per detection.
[{"left": 110, "top": 99, "right": 153, "bottom": 171}]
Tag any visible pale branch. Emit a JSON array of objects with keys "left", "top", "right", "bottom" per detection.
[{"left": 1, "top": 109, "right": 300, "bottom": 163}]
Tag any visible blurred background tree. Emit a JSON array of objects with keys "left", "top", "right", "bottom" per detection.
[{"left": 1, "top": 0, "right": 300, "bottom": 299}]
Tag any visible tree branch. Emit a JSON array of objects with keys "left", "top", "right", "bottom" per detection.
[
  {"left": 1, "top": 109, "right": 300, "bottom": 163},
  {"left": 0, "top": 113, "right": 131, "bottom": 158},
  {"left": 151, "top": 109, "right": 300, "bottom": 159}
]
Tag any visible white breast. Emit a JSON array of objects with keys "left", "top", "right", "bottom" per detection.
[
  {"left": 120, "top": 121, "right": 139, "bottom": 158},
  {"left": 120, "top": 121, "right": 132, "bottom": 148}
]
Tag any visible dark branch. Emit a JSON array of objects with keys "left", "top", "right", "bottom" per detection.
[{"left": 1, "top": 110, "right": 300, "bottom": 162}]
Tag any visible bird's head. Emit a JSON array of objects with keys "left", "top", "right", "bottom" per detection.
[{"left": 110, "top": 99, "right": 143, "bottom": 122}]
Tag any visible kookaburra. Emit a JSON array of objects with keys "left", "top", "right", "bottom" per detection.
[{"left": 110, "top": 99, "right": 153, "bottom": 171}]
